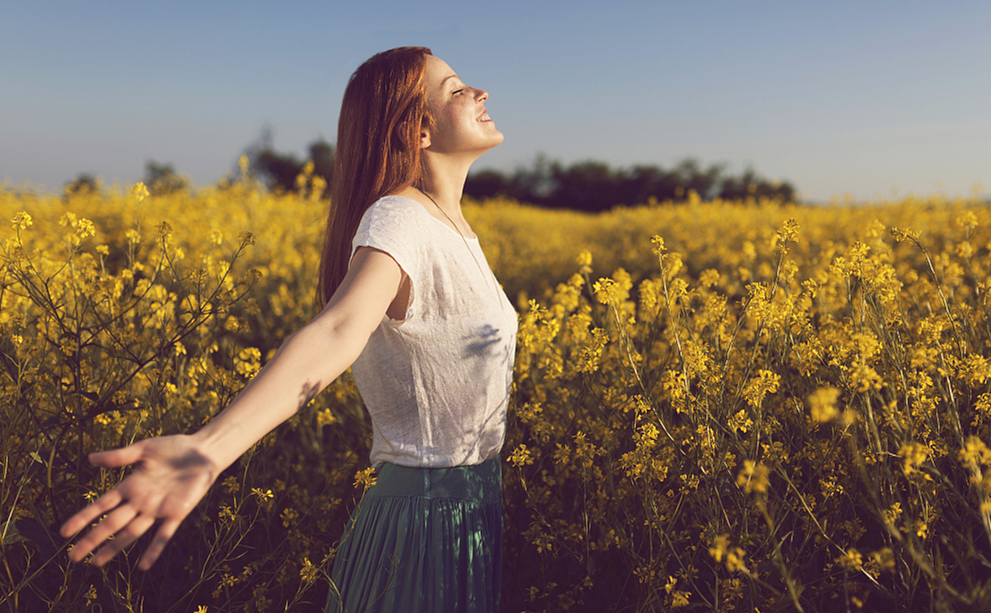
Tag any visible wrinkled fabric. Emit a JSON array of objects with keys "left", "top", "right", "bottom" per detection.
[
  {"left": 349, "top": 196, "right": 518, "bottom": 469},
  {"left": 327, "top": 459, "right": 503, "bottom": 613}
]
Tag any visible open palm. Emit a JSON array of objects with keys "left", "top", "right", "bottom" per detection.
[{"left": 60, "top": 434, "right": 219, "bottom": 570}]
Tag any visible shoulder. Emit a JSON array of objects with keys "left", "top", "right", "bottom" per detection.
[
  {"left": 352, "top": 196, "right": 430, "bottom": 263},
  {"left": 355, "top": 196, "right": 428, "bottom": 245},
  {"left": 362, "top": 195, "right": 428, "bottom": 227}
]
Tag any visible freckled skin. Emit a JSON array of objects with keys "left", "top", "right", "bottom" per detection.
[{"left": 421, "top": 56, "right": 503, "bottom": 159}]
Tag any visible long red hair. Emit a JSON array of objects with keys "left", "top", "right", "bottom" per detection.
[{"left": 318, "top": 46, "right": 433, "bottom": 305}]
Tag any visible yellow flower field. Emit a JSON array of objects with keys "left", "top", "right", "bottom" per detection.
[{"left": 3, "top": 174, "right": 991, "bottom": 612}]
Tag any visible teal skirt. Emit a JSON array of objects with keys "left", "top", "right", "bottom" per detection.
[{"left": 326, "top": 458, "right": 503, "bottom": 613}]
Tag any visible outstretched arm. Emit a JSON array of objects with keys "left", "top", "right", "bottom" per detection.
[{"left": 60, "top": 247, "right": 403, "bottom": 570}]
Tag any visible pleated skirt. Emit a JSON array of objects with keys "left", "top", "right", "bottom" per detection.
[{"left": 326, "top": 457, "right": 503, "bottom": 613}]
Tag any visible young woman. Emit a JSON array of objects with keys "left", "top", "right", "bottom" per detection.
[{"left": 60, "top": 46, "right": 517, "bottom": 613}]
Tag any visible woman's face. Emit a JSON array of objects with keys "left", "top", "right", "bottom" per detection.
[{"left": 422, "top": 55, "right": 503, "bottom": 157}]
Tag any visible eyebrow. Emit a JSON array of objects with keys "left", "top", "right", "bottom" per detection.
[{"left": 441, "top": 74, "right": 461, "bottom": 88}]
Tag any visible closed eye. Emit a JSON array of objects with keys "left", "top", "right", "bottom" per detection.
[{"left": 452, "top": 88, "right": 464, "bottom": 95}]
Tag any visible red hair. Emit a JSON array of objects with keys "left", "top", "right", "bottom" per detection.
[{"left": 317, "top": 46, "right": 433, "bottom": 305}]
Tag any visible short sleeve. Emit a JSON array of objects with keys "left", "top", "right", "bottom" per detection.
[
  {"left": 350, "top": 197, "right": 425, "bottom": 317},
  {"left": 351, "top": 196, "right": 425, "bottom": 272}
]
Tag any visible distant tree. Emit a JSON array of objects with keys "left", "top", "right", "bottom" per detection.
[
  {"left": 308, "top": 139, "right": 334, "bottom": 187},
  {"left": 547, "top": 161, "right": 619, "bottom": 211},
  {"left": 619, "top": 165, "right": 682, "bottom": 204},
  {"left": 464, "top": 170, "right": 509, "bottom": 199},
  {"left": 144, "top": 161, "right": 190, "bottom": 195},
  {"left": 255, "top": 149, "right": 303, "bottom": 194},
  {"left": 717, "top": 167, "right": 795, "bottom": 202},
  {"left": 671, "top": 159, "right": 725, "bottom": 200},
  {"left": 240, "top": 126, "right": 301, "bottom": 193},
  {"left": 241, "top": 127, "right": 334, "bottom": 196},
  {"left": 465, "top": 156, "right": 796, "bottom": 210},
  {"left": 63, "top": 173, "right": 100, "bottom": 197},
  {"left": 507, "top": 155, "right": 556, "bottom": 203}
]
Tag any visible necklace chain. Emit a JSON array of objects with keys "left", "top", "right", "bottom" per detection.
[{"left": 419, "top": 188, "right": 497, "bottom": 294}]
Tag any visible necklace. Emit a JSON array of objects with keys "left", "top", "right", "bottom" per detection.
[{"left": 419, "top": 188, "right": 498, "bottom": 295}]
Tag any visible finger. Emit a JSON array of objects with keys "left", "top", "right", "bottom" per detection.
[
  {"left": 138, "top": 518, "right": 181, "bottom": 571},
  {"left": 68, "top": 503, "right": 139, "bottom": 563},
  {"left": 60, "top": 489, "right": 124, "bottom": 538},
  {"left": 88, "top": 441, "right": 146, "bottom": 469},
  {"left": 92, "top": 513, "right": 157, "bottom": 567}
]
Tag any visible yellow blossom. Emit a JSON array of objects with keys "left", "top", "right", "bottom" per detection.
[
  {"left": 725, "top": 547, "right": 746, "bottom": 572},
  {"left": 708, "top": 533, "right": 729, "bottom": 562},
  {"left": 11, "top": 211, "right": 33, "bottom": 230},
  {"left": 650, "top": 235, "right": 666, "bottom": 254},
  {"left": 576, "top": 249, "right": 592, "bottom": 274},
  {"left": 839, "top": 548, "right": 863, "bottom": 572},
  {"left": 775, "top": 218, "right": 800, "bottom": 251},
  {"left": 222, "top": 476, "right": 239, "bottom": 494},
  {"left": 957, "top": 211, "right": 978, "bottom": 234},
  {"left": 280, "top": 507, "right": 299, "bottom": 528},
  {"left": 218, "top": 505, "right": 236, "bottom": 525},
  {"left": 743, "top": 369, "right": 780, "bottom": 408},
  {"left": 317, "top": 408, "right": 338, "bottom": 427},
  {"left": 960, "top": 436, "right": 991, "bottom": 471},
  {"left": 300, "top": 557, "right": 318, "bottom": 584},
  {"left": 130, "top": 182, "right": 149, "bottom": 201},
  {"left": 252, "top": 488, "right": 274, "bottom": 503},
  {"left": 881, "top": 503, "right": 902, "bottom": 527},
  {"left": 870, "top": 548, "right": 896, "bottom": 573},
  {"left": 728, "top": 409, "right": 753, "bottom": 433},
  {"left": 889, "top": 226, "right": 920, "bottom": 242},
  {"left": 84, "top": 585, "right": 97, "bottom": 606},
  {"left": 808, "top": 386, "right": 840, "bottom": 422},
  {"left": 509, "top": 444, "right": 535, "bottom": 467},
  {"left": 899, "top": 442, "right": 930, "bottom": 477},
  {"left": 592, "top": 275, "right": 629, "bottom": 306},
  {"left": 737, "top": 460, "right": 770, "bottom": 494},
  {"left": 354, "top": 467, "right": 376, "bottom": 490}
]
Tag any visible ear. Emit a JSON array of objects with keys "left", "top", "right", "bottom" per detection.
[{"left": 419, "top": 124, "right": 431, "bottom": 150}]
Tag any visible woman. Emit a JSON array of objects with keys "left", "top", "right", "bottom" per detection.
[{"left": 60, "top": 47, "right": 517, "bottom": 613}]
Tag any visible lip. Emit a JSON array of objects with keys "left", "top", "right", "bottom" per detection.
[{"left": 477, "top": 107, "right": 491, "bottom": 121}]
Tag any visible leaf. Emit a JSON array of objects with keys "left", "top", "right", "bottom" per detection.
[{"left": 1, "top": 520, "right": 29, "bottom": 545}]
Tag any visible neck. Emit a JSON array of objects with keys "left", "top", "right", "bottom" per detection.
[
  {"left": 418, "top": 151, "right": 474, "bottom": 215},
  {"left": 394, "top": 151, "right": 481, "bottom": 235}
]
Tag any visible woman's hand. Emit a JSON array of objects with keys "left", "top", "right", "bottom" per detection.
[{"left": 60, "top": 435, "right": 220, "bottom": 570}]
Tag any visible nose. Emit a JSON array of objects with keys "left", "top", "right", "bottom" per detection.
[{"left": 475, "top": 88, "right": 488, "bottom": 102}]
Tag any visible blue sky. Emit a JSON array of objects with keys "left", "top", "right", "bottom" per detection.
[{"left": 2, "top": 0, "right": 989, "bottom": 202}]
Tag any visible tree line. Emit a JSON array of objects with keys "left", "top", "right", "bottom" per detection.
[
  {"left": 65, "top": 134, "right": 797, "bottom": 210},
  {"left": 463, "top": 156, "right": 795, "bottom": 211},
  {"left": 244, "top": 137, "right": 796, "bottom": 210}
]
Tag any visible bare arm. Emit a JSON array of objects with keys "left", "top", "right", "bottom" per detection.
[
  {"left": 60, "top": 247, "right": 403, "bottom": 569},
  {"left": 193, "top": 246, "right": 403, "bottom": 471}
]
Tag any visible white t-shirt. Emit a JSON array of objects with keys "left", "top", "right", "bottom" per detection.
[{"left": 349, "top": 195, "right": 518, "bottom": 468}]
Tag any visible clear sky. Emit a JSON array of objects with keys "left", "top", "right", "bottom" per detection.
[{"left": 2, "top": 0, "right": 989, "bottom": 202}]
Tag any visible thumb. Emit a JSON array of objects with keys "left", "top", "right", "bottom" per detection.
[{"left": 88, "top": 441, "right": 146, "bottom": 468}]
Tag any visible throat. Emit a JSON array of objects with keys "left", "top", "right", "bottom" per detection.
[{"left": 419, "top": 189, "right": 475, "bottom": 238}]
